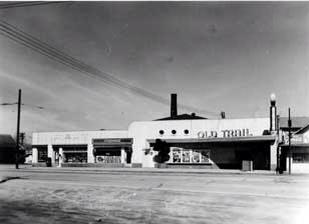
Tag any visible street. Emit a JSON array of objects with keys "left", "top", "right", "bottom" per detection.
[{"left": 0, "top": 166, "right": 309, "bottom": 224}]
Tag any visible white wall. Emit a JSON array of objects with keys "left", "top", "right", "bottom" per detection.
[
  {"left": 32, "top": 130, "right": 128, "bottom": 145},
  {"left": 292, "top": 163, "right": 309, "bottom": 173},
  {"left": 303, "top": 130, "right": 309, "bottom": 143}
]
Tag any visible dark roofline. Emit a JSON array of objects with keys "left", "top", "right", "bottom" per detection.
[
  {"left": 155, "top": 113, "right": 207, "bottom": 121},
  {"left": 294, "top": 124, "right": 309, "bottom": 135}
]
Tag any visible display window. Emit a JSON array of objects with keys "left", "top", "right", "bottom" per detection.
[
  {"left": 182, "top": 149, "right": 191, "bottom": 163},
  {"left": 201, "top": 151, "right": 210, "bottom": 163},
  {"left": 192, "top": 150, "right": 201, "bottom": 163},
  {"left": 172, "top": 149, "right": 181, "bottom": 163},
  {"left": 64, "top": 152, "right": 87, "bottom": 163},
  {"left": 169, "top": 147, "right": 210, "bottom": 163},
  {"left": 62, "top": 146, "right": 88, "bottom": 163},
  {"left": 96, "top": 155, "right": 121, "bottom": 163},
  {"left": 293, "top": 153, "right": 309, "bottom": 163},
  {"left": 37, "top": 148, "right": 48, "bottom": 162},
  {"left": 94, "top": 149, "right": 122, "bottom": 163}
]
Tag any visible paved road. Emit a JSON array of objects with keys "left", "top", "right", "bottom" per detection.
[{"left": 0, "top": 166, "right": 309, "bottom": 224}]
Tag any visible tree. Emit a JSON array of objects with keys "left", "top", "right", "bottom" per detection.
[{"left": 153, "top": 139, "right": 170, "bottom": 163}]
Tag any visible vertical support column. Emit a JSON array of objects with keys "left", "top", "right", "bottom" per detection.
[
  {"left": 51, "top": 148, "right": 56, "bottom": 166},
  {"left": 121, "top": 147, "right": 126, "bottom": 164},
  {"left": 32, "top": 147, "right": 38, "bottom": 163},
  {"left": 286, "top": 155, "right": 293, "bottom": 172},
  {"left": 270, "top": 141, "right": 277, "bottom": 170},
  {"left": 47, "top": 144, "right": 53, "bottom": 162},
  {"left": 87, "top": 143, "right": 95, "bottom": 163}
]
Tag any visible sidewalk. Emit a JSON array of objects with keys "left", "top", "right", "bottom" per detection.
[
  {"left": 3, "top": 164, "right": 309, "bottom": 176},
  {"left": 0, "top": 164, "right": 280, "bottom": 176}
]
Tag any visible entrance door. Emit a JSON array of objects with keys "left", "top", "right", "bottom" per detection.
[
  {"left": 126, "top": 148, "right": 132, "bottom": 164},
  {"left": 54, "top": 149, "right": 59, "bottom": 166}
]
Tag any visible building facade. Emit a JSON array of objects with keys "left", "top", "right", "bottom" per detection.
[
  {"left": 32, "top": 117, "right": 278, "bottom": 170},
  {"left": 32, "top": 130, "right": 132, "bottom": 167},
  {"left": 32, "top": 94, "right": 309, "bottom": 172},
  {"left": 279, "top": 122, "right": 309, "bottom": 173}
]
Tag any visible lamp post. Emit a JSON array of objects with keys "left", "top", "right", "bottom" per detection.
[{"left": 270, "top": 93, "right": 277, "bottom": 133}]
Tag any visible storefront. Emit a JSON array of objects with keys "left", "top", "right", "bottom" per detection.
[
  {"left": 280, "top": 124, "right": 309, "bottom": 173},
  {"left": 93, "top": 138, "right": 133, "bottom": 164},
  {"left": 147, "top": 136, "right": 275, "bottom": 169},
  {"left": 32, "top": 130, "right": 131, "bottom": 167},
  {"left": 127, "top": 118, "right": 277, "bottom": 170}
]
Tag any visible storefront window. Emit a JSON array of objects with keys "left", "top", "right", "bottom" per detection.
[
  {"left": 182, "top": 149, "right": 191, "bottom": 163},
  {"left": 96, "top": 156, "right": 121, "bottom": 163},
  {"left": 38, "top": 148, "right": 48, "bottom": 162},
  {"left": 95, "top": 150, "right": 121, "bottom": 163},
  {"left": 201, "top": 151, "right": 210, "bottom": 163},
  {"left": 64, "top": 152, "right": 87, "bottom": 163},
  {"left": 169, "top": 148, "right": 210, "bottom": 164},
  {"left": 293, "top": 153, "right": 309, "bottom": 163},
  {"left": 192, "top": 150, "right": 201, "bottom": 163},
  {"left": 172, "top": 149, "right": 181, "bottom": 163},
  {"left": 62, "top": 146, "right": 88, "bottom": 163}
]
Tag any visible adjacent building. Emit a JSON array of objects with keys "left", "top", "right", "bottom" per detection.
[{"left": 0, "top": 134, "right": 16, "bottom": 164}]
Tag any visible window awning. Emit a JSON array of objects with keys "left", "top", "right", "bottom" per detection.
[
  {"left": 281, "top": 143, "right": 309, "bottom": 148},
  {"left": 92, "top": 138, "right": 132, "bottom": 148},
  {"left": 147, "top": 135, "right": 276, "bottom": 144},
  {"left": 53, "top": 144, "right": 87, "bottom": 148},
  {"left": 94, "top": 147, "right": 124, "bottom": 152}
]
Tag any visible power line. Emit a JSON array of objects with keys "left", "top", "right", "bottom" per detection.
[
  {"left": 0, "top": 21, "right": 171, "bottom": 105},
  {"left": 0, "top": 20, "right": 219, "bottom": 116},
  {"left": 0, "top": 20, "right": 220, "bottom": 117},
  {"left": 1, "top": 102, "right": 44, "bottom": 109},
  {"left": 0, "top": 1, "right": 67, "bottom": 10}
]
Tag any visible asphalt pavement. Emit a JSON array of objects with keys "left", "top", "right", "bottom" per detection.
[{"left": 1, "top": 165, "right": 309, "bottom": 224}]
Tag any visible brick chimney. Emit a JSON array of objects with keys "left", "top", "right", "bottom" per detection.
[{"left": 170, "top": 93, "right": 177, "bottom": 118}]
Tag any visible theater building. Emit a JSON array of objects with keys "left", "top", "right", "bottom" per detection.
[
  {"left": 32, "top": 94, "right": 288, "bottom": 171},
  {"left": 128, "top": 117, "right": 277, "bottom": 169}
]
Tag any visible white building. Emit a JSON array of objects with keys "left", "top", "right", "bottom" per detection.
[{"left": 32, "top": 94, "right": 284, "bottom": 170}]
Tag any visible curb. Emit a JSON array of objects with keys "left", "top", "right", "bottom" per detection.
[{"left": 14, "top": 167, "right": 279, "bottom": 176}]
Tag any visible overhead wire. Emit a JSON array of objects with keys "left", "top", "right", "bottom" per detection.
[
  {"left": 0, "top": 20, "right": 220, "bottom": 117},
  {"left": 0, "top": 1, "right": 66, "bottom": 10},
  {"left": 0, "top": 21, "right": 171, "bottom": 105}
]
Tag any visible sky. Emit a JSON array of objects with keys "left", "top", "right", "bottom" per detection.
[{"left": 0, "top": 1, "right": 309, "bottom": 140}]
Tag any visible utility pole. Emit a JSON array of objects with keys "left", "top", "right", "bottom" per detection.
[
  {"left": 15, "top": 89, "right": 21, "bottom": 169},
  {"left": 288, "top": 108, "right": 292, "bottom": 175},
  {"left": 20, "top": 132, "right": 25, "bottom": 149}
]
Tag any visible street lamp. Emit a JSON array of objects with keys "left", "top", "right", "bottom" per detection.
[
  {"left": 270, "top": 93, "right": 276, "bottom": 103},
  {"left": 270, "top": 93, "right": 277, "bottom": 133}
]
